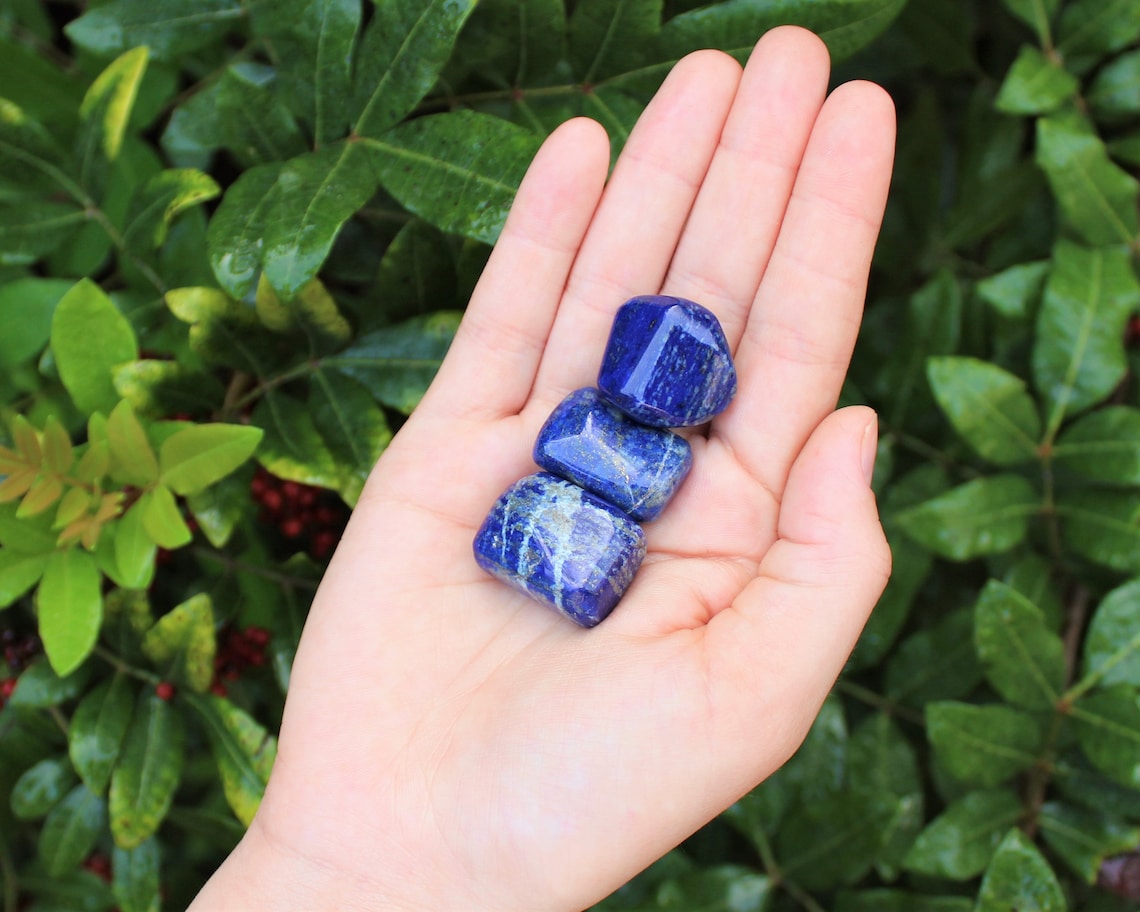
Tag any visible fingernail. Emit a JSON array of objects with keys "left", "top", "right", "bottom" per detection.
[{"left": 860, "top": 416, "right": 878, "bottom": 486}]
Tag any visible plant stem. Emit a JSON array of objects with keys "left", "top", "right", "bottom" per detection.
[
  {"left": 0, "top": 835, "right": 18, "bottom": 912},
  {"left": 192, "top": 546, "right": 320, "bottom": 591},
  {"left": 782, "top": 878, "right": 828, "bottom": 912},
  {"left": 836, "top": 679, "right": 926, "bottom": 727}
]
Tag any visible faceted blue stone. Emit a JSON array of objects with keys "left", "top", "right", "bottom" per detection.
[
  {"left": 598, "top": 295, "right": 737, "bottom": 427},
  {"left": 473, "top": 472, "right": 647, "bottom": 627},
  {"left": 533, "top": 388, "right": 692, "bottom": 521}
]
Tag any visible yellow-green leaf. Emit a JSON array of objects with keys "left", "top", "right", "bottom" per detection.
[
  {"left": 137, "top": 485, "right": 191, "bottom": 549},
  {"left": 107, "top": 400, "right": 160, "bottom": 486},
  {"left": 109, "top": 691, "right": 184, "bottom": 849},
  {"left": 37, "top": 549, "right": 103, "bottom": 676},
  {"left": 188, "top": 694, "right": 277, "bottom": 826},
  {"left": 159, "top": 423, "right": 263, "bottom": 496},
  {"left": 141, "top": 593, "right": 215, "bottom": 693},
  {"left": 51, "top": 279, "right": 139, "bottom": 415}
]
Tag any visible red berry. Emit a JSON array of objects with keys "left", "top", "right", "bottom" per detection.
[
  {"left": 279, "top": 516, "right": 304, "bottom": 538},
  {"left": 155, "top": 681, "right": 176, "bottom": 701},
  {"left": 260, "top": 489, "right": 283, "bottom": 513},
  {"left": 210, "top": 680, "right": 228, "bottom": 697},
  {"left": 281, "top": 481, "right": 302, "bottom": 502},
  {"left": 297, "top": 487, "right": 318, "bottom": 508},
  {"left": 83, "top": 852, "right": 113, "bottom": 881},
  {"left": 311, "top": 530, "right": 338, "bottom": 560},
  {"left": 0, "top": 677, "right": 16, "bottom": 699},
  {"left": 245, "top": 626, "right": 270, "bottom": 647}
]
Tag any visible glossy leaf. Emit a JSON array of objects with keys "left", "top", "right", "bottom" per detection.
[
  {"left": 926, "top": 701, "right": 1043, "bottom": 787},
  {"left": 214, "top": 63, "right": 308, "bottom": 166},
  {"left": 1032, "top": 242, "right": 1139, "bottom": 431},
  {"left": 926, "top": 357, "right": 1040, "bottom": 465},
  {"left": 1000, "top": 0, "right": 1059, "bottom": 44},
  {"left": 885, "top": 609, "right": 983, "bottom": 708},
  {"left": 1072, "top": 688, "right": 1140, "bottom": 790},
  {"left": 122, "top": 168, "right": 220, "bottom": 249},
  {"left": 903, "top": 789, "right": 1023, "bottom": 881},
  {"left": 975, "top": 580, "right": 1065, "bottom": 710},
  {"left": 159, "top": 423, "right": 263, "bottom": 496},
  {"left": 185, "top": 473, "right": 246, "bottom": 549},
  {"left": 165, "top": 285, "right": 271, "bottom": 372},
  {"left": 1081, "top": 579, "right": 1140, "bottom": 690},
  {"left": 51, "top": 279, "right": 139, "bottom": 414},
  {"left": 1057, "top": 0, "right": 1140, "bottom": 68},
  {"left": 569, "top": 0, "right": 661, "bottom": 84},
  {"left": 310, "top": 369, "right": 392, "bottom": 498},
  {"left": 352, "top": 0, "right": 478, "bottom": 138},
  {"left": 365, "top": 111, "right": 542, "bottom": 244},
  {"left": 37, "top": 549, "right": 103, "bottom": 677},
  {"left": 1088, "top": 49, "right": 1140, "bottom": 119},
  {"left": 38, "top": 783, "right": 106, "bottom": 877},
  {"left": 976, "top": 828, "right": 1065, "bottom": 912},
  {"left": 8, "top": 659, "right": 91, "bottom": 709},
  {"left": 75, "top": 47, "right": 148, "bottom": 195},
  {"left": 68, "top": 674, "right": 135, "bottom": 795},
  {"left": 188, "top": 694, "right": 277, "bottom": 826},
  {"left": 1039, "top": 801, "right": 1140, "bottom": 883},
  {"left": 453, "top": 0, "right": 567, "bottom": 88},
  {"left": 255, "top": 274, "right": 352, "bottom": 355},
  {"left": 262, "top": 143, "right": 377, "bottom": 299},
  {"left": 370, "top": 218, "right": 458, "bottom": 328},
  {"left": 112, "top": 838, "right": 161, "bottom": 912},
  {"left": 140, "top": 593, "right": 215, "bottom": 693},
  {"left": 137, "top": 485, "right": 192, "bottom": 549},
  {"left": 976, "top": 260, "right": 1049, "bottom": 321},
  {"left": 328, "top": 311, "right": 461, "bottom": 413},
  {"left": 1053, "top": 406, "right": 1140, "bottom": 486},
  {"left": 655, "top": 866, "right": 772, "bottom": 910},
  {"left": 109, "top": 691, "right": 184, "bottom": 849},
  {"left": 206, "top": 163, "right": 281, "bottom": 300},
  {"left": 107, "top": 400, "right": 160, "bottom": 487},
  {"left": 65, "top": 0, "right": 244, "bottom": 60},
  {"left": 1057, "top": 490, "right": 1140, "bottom": 574},
  {"left": 252, "top": 392, "right": 351, "bottom": 497},
  {"left": 0, "top": 549, "right": 48, "bottom": 607},
  {"left": 995, "top": 45, "right": 1078, "bottom": 114},
  {"left": 1035, "top": 118, "right": 1140, "bottom": 246},
  {"left": 10, "top": 757, "right": 77, "bottom": 820},
  {"left": 895, "top": 475, "right": 1038, "bottom": 561}
]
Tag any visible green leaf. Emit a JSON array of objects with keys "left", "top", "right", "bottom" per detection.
[
  {"left": 68, "top": 674, "right": 135, "bottom": 795},
  {"left": 453, "top": 0, "right": 567, "bottom": 88},
  {"left": 10, "top": 756, "right": 76, "bottom": 820},
  {"left": 141, "top": 593, "right": 216, "bottom": 693},
  {"left": 1039, "top": 802, "right": 1140, "bottom": 883},
  {"left": 138, "top": 485, "right": 192, "bottom": 549},
  {"left": 365, "top": 111, "right": 542, "bottom": 244},
  {"left": 1072, "top": 687, "right": 1140, "bottom": 790},
  {"left": 926, "top": 357, "right": 1041, "bottom": 465},
  {"left": 0, "top": 98, "right": 77, "bottom": 198},
  {"left": 186, "top": 473, "right": 247, "bottom": 549},
  {"left": 255, "top": 273, "right": 351, "bottom": 354},
  {"left": 926, "top": 702, "right": 1044, "bottom": 787},
  {"left": 1053, "top": 407, "right": 1140, "bottom": 486},
  {"left": 65, "top": 0, "right": 244, "bottom": 60},
  {"left": 165, "top": 285, "right": 269, "bottom": 372},
  {"left": 0, "top": 201, "right": 86, "bottom": 265},
  {"left": 1088, "top": 49, "right": 1140, "bottom": 120},
  {"left": 159, "top": 423, "right": 263, "bottom": 496},
  {"left": 885, "top": 609, "right": 984, "bottom": 708},
  {"left": 1035, "top": 118, "right": 1140, "bottom": 246},
  {"left": 206, "top": 164, "right": 281, "bottom": 300},
  {"left": 835, "top": 891, "right": 972, "bottom": 912},
  {"left": 0, "top": 278, "right": 73, "bottom": 368},
  {"left": 995, "top": 45, "right": 1078, "bottom": 114},
  {"left": 976, "top": 828, "right": 1065, "bottom": 912},
  {"left": 262, "top": 143, "right": 378, "bottom": 299},
  {"left": 109, "top": 691, "right": 184, "bottom": 849},
  {"left": 1000, "top": 0, "right": 1059, "bottom": 44},
  {"left": 1081, "top": 579, "right": 1140, "bottom": 690},
  {"left": 51, "top": 279, "right": 139, "bottom": 414},
  {"left": 112, "top": 838, "right": 161, "bottom": 912},
  {"left": 309, "top": 369, "right": 391, "bottom": 497},
  {"left": 122, "top": 168, "right": 220, "bottom": 249},
  {"left": 370, "top": 219, "right": 457, "bottom": 328},
  {"left": 38, "top": 784, "right": 106, "bottom": 877},
  {"left": 252, "top": 392, "right": 352, "bottom": 498},
  {"left": 1003, "top": 553, "right": 1064, "bottom": 631},
  {"left": 352, "top": 0, "right": 478, "bottom": 138},
  {"left": 895, "top": 475, "right": 1038, "bottom": 561},
  {"left": 76, "top": 47, "right": 149, "bottom": 196},
  {"left": 37, "top": 549, "right": 103, "bottom": 677},
  {"left": 1057, "top": 490, "right": 1140, "bottom": 574},
  {"left": 976, "top": 260, "right": 1049, "bottom": 321},
  {"left": 1032, "top": 242, "right": 1139, "bottom": 432},
  {"left": 1057, "top": 0, "right": 1140, "bottom": 70},
  {"left": 107, "top": 400, "right": 160, "bottom": 487},
  {"left": 569, "top": 0, "right": 661, "bottom": 84},
  {"left": 975, "top": 579, "right": 1065, "bottom": 710},
  {"left": 328, "top": 311, "right": 461, "bottom": 413},
  {"left": 8, "top": 659, "right": 91, "bottom": 708},
  {"left": 187, "top": 694, "right": 276, "bottom": 826},
  {"left": 214, "top": 63, "right": 308, "bottom": 166},
  {"left": 902, "top": 789, "right": 1023, "bottom": 880},
  {"left": 655, "top": 866, "right": 772, "bottom": 910},
  {"left": 113, "top": 360, "right": 226, "bottom": 418},
  {"left": 0, "top": 549, "right": 48, "bottom": 607}
]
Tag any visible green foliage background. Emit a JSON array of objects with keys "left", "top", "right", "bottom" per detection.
[{"left": 0, "top": 0, "right": 1138, "bottom": 909}]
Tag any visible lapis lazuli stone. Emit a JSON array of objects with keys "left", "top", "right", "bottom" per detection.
[
  {"left": 473, "top": 472, "right": 647, "bottom": 627},
  {"left": 598, "top": 295, "right": 737, "bottom": 427},
  {"left": 533, "top": 388, "right": 692, "bottom": 521}
]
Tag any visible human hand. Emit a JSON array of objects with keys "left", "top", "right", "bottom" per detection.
[{"left": 190, "top": 26, "right": 896, "bottom": 912}]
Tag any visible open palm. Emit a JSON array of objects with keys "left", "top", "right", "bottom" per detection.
[{"left": 191, "top": 27, "right": 896, "bottom": 912}]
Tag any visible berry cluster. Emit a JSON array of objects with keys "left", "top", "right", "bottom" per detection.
[
  {"left": 82, "top": 852, "right": 112, "bottom": 882},
  {"left": 210, "top": 625, "right": 271, "bottom": 697},
  {"left": 250, "top": 468, "right": 348, "bottom": 560},
  {"left": 1, "top": 628, "right": 40, "bottom": 708}
]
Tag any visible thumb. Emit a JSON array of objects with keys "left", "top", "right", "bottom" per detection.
[{"left": 706, "top": 405, "right": 891, "bottom": 769}]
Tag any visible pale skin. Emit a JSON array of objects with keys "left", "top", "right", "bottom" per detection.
[{"left": 190, "top": 27, "right": 896, "bottom": 912}]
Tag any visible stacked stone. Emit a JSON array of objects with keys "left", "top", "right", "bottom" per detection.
[{"left": 473, "top": 295, "right": 737, "bottom": 628}]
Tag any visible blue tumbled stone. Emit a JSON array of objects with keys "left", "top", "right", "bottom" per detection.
[
  {"left": 598, "top": 295, "right": 737, "bottom": 427},
  {"left": 473, "top": 472, "right": 647, "bottom": 627},
  {"left": 534, "top": 388, "right": 692, "bottom": 521}
]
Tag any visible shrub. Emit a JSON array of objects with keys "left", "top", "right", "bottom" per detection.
[{"left": 0, "top": 0, "right": 1138, "bottom": 909}]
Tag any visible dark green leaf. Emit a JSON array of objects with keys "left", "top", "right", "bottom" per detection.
[
  {"left": 453, "top": 0, "right": 567, "bottom": 88},
  {"left": 655, "top": 866, "right": 772, "bottom": 910},
  {"left": 252, "top": 392, "right": 351, "bottom": 498},
  {"left": 206, "top": 164, "right": 281, "bottom": 300},
  {"left": 1081, "top": 579, "right": 1140, "bottom": 690},
  {"left": 896, "top": 475, "right": 1038, "bottom": 561},
  {"left": 569, "top": 0, "right": 661, "bottom": 84},
  {"left": 140, "top": 593, "right": 215, "bottom": 693},
  {"left": 0, "top": 36, "right": 83, "bottom": 128},
  {"left": 976, "top": 261, "right": 1049, "bottom": 321},
  {"left": 976, "top": 828, "right": 1065, "bottom": 912},
  {"left": 1088, "top": 49, "right": 1140, "bottom": 119},
  {"left": 65, "top": 0, "right": 245, "bottom": 61},
  {"left": 113, "top": 360, "right": 226, "bottom": 418},
  {"left": 309, "top": 369, "right": 391, "bottom": 501},
  {"left": 1054, "top": 407, "right": 1140, "bottom": 486},
  {"left": 262, "top": 143, "right": 377, "bottom": 299},
  {"left": 122, "top": 168, "right": 220, "bottom": 249},
  {"left": 370, "top": 219, "right": 457, "bottom": 328},
  {"left": 902, "top": 789, "right": 1023, "bottom": 880},
  {"left": 10, "top": 756, "right": 76, "bottom": 820},
  {"left": 995, "top": 45, "right": 1078, "bottom": 114},
  {"left": 885, "top": 609, "right": 984, "bottom": 708},
  {"left": 975, "top": 579, "right": 1065, "bottom": 710},
  {"left": 1057, "top": 0, "right": 1140, "bottom": 70},
  {"left": 1057, "top": 490, "right": 1140, "bottom": 574},
  {"left": 786, "top": 696, "right": 847, "bottom": 811},
  {"left": 1000, "top": 0, "right": 1059, "bottom": 45},
  {"left": 1036, "top": 118, "right": 1140, "bottom": 246},
  {"left": 352, "top": 0, "right": 477, "bottom": 138},
  {"left": 112, "top": 837, "right": 161, "bottom": 912},
  {"left": 365, "top": 111, "right": 542, "bottom": 244},
  {"left": 109, "top": 691, "right": 184, "bottom": 849},
  {"left": 165, "top": 286, "right": 272, "bottom": 372},
  {"left": 38, "top": 784, "right": 106, "bottom": 877},
  {"left": 835, "top": 891, "right": 971, "bottom": 912},
  {"left": 926, "top": 357, "right": 1041, "bottom": 465},
  {"left": 0, "top": 202, "right": 86, "bottom": 265},
  {"left": 1072, "top": 687, "right": 1140, "bottom": 790},
  {"left": 215, "top": 63, "right": 308, "bottom": 165},
  {"left": 37, "top": 549, "right": 103, "bottom": 677},
  {"left": 8, "top": 659, "right": 91, "bottom": 709},
  {"left": 68, "top": 675, "right": 135, "bottom": 798},
  {"left": 1032, "top": 242, "right": 1139, "bottom": 432},
  {"left": 1039, "top": 801, "right": 1140, "bottom": 883},
  {"left": 0, "top": 549, "right": 48, "bottom": 607},
  {"left": 186, "top": 693, "right": 276, "bottom": 826},
  {"left": 926, "top": 701, "right": 1044, "bottom": 787},
  {"left": 186, "top": 473, "right": 247, "bottom": 549},
  {"left": 159, "top": 423, "right": 263, "bottom": 496},
  {"left": 1003, "top": 553, "right": 1064, "bottom": 631},
  {"left": 51, "top": 278, "right": 139, "bottom": 414},
  {"left": 0, "top": 278, "right": 73, "bottom": 368},
  {"left": 328, "top": 311, "right": 460, "bottom": 413}
]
